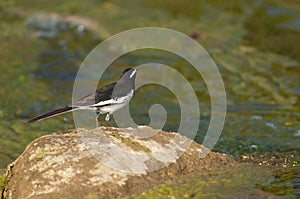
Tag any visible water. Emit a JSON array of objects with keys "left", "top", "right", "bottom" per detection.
[{"left": 0, "top": 0, "right": 299, "bottom": 197}]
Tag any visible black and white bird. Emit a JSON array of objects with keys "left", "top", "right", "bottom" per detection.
[{"left": 24, "top": 68, "right": 137, "bottom": 125}]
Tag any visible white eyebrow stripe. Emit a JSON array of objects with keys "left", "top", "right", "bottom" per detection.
[{"left": 130, "top": 69, "right": 137, "bottom": 78}]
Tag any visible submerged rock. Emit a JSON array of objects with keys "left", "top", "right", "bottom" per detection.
[{"left": 2, "top": 126, "right": 234, "bottom": 199}]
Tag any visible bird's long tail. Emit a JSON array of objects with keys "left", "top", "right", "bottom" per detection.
[{"left": 24, "top": 106, "right": 75, "bottom": 124}]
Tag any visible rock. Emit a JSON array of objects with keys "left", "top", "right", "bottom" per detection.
[{"left": 2, "top": 126, "right": 235, "bottom": 199}]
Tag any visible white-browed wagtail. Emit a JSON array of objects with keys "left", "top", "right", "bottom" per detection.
[{"left": 25, "top": 68, "right": 137, "bottom": 125}]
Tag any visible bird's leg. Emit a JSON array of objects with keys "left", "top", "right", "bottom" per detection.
[
  {"left": 105, "top": 113, "right": 113, "bottom": 126},
  {"left": 95, "top": 111, "right": 101, "bottom": 128}
]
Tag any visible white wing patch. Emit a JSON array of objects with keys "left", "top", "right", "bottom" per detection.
[
  {"left": 75, "top": 90, "right": 134, "bottom": 114},
  {"left": 91, "top": 89, "right": 134, "bottom": 107}
]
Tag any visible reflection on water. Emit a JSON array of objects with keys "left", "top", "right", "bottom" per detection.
[{"left": 0, "top": 0, "right": 299, "bottom": 197}]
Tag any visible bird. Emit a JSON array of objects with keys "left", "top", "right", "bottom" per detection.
[{"left": 24, "top": 68, "right": 137, "bottom": 126}]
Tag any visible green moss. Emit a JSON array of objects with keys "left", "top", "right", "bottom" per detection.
[
  {"left": 133, "top": 164, "right": 292, "bottom": 198},
  {"left": 0, "top": 173, "right": 7, "bottom": 191},
  {"left": 35, "top": 148, "right": 46, "bottom": 159},
  {"left": 256, "top": 168, "right": 299, "bottom": 196},
  {"left": 109, "top": 133, "right": 150, "bottom": 153},
  {"left": 76, "top": 129, "right": 104, "bottom": 136},
  {"left": 61, "top": 131, "right": 80, "bottom": 137}
]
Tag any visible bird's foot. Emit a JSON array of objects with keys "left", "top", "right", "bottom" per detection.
[
  {"left": 105, "top": 120, "right": 113, "bottom": 127},
  {"left": 105, "top": 114, "right": 113, "bottom": 127},
  {"left": 95, "top": 112, "right": 101, "bottom": 128},
  {"left": 95, "top": 118, "right": 99, "bottom": 128}
]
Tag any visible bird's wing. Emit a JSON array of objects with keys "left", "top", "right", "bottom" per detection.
[{"left": 73, "top": 83, "right": 117, "bottom": 107}]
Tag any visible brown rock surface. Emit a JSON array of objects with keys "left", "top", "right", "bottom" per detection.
[{"left": 2, "top": 126, "right": 235, "bottom": 199}]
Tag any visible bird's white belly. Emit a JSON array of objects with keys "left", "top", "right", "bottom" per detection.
[{"left": 98, "top": 90, "right": 133, "bottom": 114}]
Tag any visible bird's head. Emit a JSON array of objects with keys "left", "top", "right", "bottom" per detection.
[{"left": 120, "top": 68, "right": 137, "bottom": 80}]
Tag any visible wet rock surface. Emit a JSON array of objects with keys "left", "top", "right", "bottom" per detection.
[{"left": 2, "top": 126, "right": 235, "bottom": 199}]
